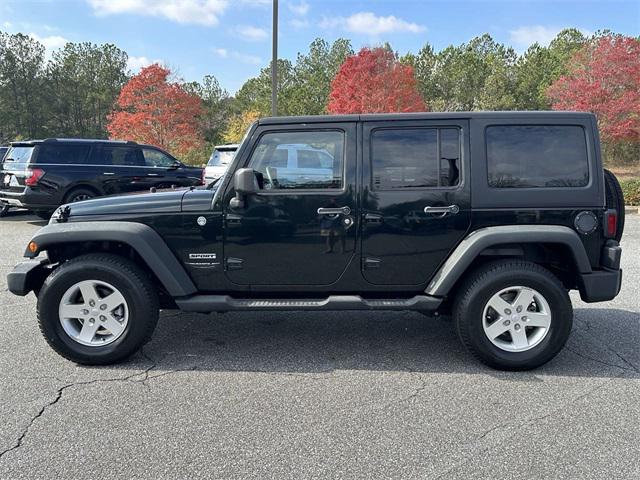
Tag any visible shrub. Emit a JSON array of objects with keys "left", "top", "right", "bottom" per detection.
[{"left": 620, "top": 178, "right": 640, "bottom": 205}]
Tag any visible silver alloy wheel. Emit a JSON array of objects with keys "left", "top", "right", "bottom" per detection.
[
  {"left": 58, "top": 280, "right": 129, "bottom": 346},
  {"left": 482, "top": 286, "right": 551, "bottom": 353}
]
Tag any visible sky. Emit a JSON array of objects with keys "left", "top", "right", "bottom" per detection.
[{"left": 1, "top": 0, "right": 638, "bottom": 94}]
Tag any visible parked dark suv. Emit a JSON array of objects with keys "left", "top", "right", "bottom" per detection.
[
  {"left": 7, "top": 112, "right": 625, "bottom": 370},
  {"left": 0, "top": 139, "right": 203, "bottom": 218}
]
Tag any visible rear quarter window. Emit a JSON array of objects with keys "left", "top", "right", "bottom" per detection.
[
  {"left": 2, "top": 146, "right": 34, "bottom": 166},
  {"left": 36, "top": 144, "right": 91, "bottom": 165},
  {"left": 486, "top": 125, "right": 589, "bottom": 188}
]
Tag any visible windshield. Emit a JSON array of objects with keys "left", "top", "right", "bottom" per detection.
[
  {"left": 207, "top": 149, "right": 236, "bottom": 167},
  {"left": 2, "top": 146, "right": 34, "bottom": 166}
]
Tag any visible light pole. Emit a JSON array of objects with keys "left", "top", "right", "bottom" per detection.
[{"left": 271, "top": 0, "right": 278, "bottom": 116}]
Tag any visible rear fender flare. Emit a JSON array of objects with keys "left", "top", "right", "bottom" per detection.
[{"left": 426, "top": 225, "right": 592, "bottom": 297}]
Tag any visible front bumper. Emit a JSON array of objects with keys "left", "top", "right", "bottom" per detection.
[{"left": 7, "top": 258, "right": 51, "bottom": 296}]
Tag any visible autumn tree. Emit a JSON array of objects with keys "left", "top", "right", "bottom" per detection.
[
  {"left": 221, "top": 110, "right": 261, "bottom": 144},
  {"left": 328, "top": 47, "right": 425, "bottom": 114},
  {"left": 547, "top": 34, "right": 640, "bottom": 143},
  {"left": 107, "top": 64, "right": 203, "bottom": 156}
]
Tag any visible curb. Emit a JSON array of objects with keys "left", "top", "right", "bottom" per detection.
[{"left": 624, "top": 206, "right": 640, "bottom": 215}]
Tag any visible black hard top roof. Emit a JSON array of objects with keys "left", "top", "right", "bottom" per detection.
[{"left": 258, "top": 111, "right": 595, "bottom": 125}]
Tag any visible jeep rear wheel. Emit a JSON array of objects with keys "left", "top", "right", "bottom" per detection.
[
  {"left": 37, "top": 253, "right": 159, "bottom": 365},
  {"left": 454, "top": 260, "right": 573, "bottom": 371}
]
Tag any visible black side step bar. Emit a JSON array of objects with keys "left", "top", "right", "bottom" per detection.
[{"left": 175, "top": 295, "right": 442, "bottom": 313}]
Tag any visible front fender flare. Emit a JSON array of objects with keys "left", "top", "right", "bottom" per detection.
[
  {"left": 25, "top": 221, "right": 197, "bottom": 297},
  {"left": 425, "top": 225, "right": 592, "bottom": 297}
]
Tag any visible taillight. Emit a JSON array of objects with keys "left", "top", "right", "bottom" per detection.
[
  {"left": 24, "top": 168, "right": 45, "bottom": 186},
  {"left": 604, "top": 209, "right": 617, "bottom": 238}
]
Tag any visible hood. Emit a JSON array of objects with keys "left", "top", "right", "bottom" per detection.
[
  {"left": 53, "top": 189, "right": 188, "bottom": 219},
  {"left": 51, "top": 187, "right": 217, "bottom": 221}
]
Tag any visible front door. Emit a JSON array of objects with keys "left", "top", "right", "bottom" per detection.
[
  {"left": 223, "top": 123, "right": 357, "bottom": 286},
  {"left": 361, "top": 119, "right": 471, "bottom": 285}
]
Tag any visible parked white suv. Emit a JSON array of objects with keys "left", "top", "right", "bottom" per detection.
[{"left": 204, "top": 144, "right": 239, "bottom": 185}]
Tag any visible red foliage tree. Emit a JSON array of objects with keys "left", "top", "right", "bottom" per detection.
[
  {"left": 327, "top": 47, "right": 426, "bottom": 114},
  {"left": 547, "top": 35, "right": 640, "bottom": 143},
  {"left": 107, "top": 64, "right": 203, "bottom": 156}
]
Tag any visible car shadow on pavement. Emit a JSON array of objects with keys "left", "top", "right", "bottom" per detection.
[
  {"left": 93, "top": 307, "right": 639, "bottom": 379},
  {"left": 0, "top": 209, "right": 46, "bottom": 226}
]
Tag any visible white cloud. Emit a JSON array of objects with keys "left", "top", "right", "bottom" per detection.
[
  {"left": 2, "top": 21, "right": 12, "bottom": 29},
  {"left": 28, "top": 32, "right": 68, "bottom": 51},
  {"left": 87, "top": 0, "right": 229, "bottom": 26},
  {"left": 509, "top": 25, "right": 592, "bottom": 48},
  {"left": 288, "top": 1, "right": 309, "bottom": 16},
  {"left": 212, "top": 47, "right": 228, "bottom": 58},
  {"left": 320, "top": 12, "right": 426, "bottom": 35},
  {"left": 127, "top": 55, "right": 163, "bottom": 71},
  {"left": 236, "top": 25, "right": 268, "bottom": 41}
]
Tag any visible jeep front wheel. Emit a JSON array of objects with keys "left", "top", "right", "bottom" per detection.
[
  {"left": 37, "top": 253, "right": 159, "bottom": 365},
  {"left": 454, "top": 260, "right": 573, "bottom": 371}
]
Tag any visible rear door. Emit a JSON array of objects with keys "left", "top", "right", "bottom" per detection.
[
  {"left": 94, "top": 145, "right": 146, "bottom": 194},
  {"left": 222, "top": 122, "right": 357, "bottom": 286},
  {"left": 361, "top": 119, "right": 471, "bottom": 285}
]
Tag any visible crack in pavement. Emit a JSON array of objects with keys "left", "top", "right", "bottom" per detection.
[
  {"left": 0, "top": 352, "right": 159, "bottom": 462},
  {"left": 433, "top": 370, "right": 631, "bottom": 479},
  {"left": 0, "top": 349, "right": 217, "bottom": 462}
]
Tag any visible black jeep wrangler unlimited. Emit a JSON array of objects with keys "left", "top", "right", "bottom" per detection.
[{"left": 7, "top": 112, "right": 624, "bottom": 370}]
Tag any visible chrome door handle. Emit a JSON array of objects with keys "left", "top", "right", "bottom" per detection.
[
  {"left": 317, "top": 206, "right": 351, "bottom": 215},
  {"left": 424, "top": 205, "right": 460, "bottom": 215},
  {"left": 147, "top": 173, "right": 161, "bottom": 177},
  {"left": 103, "top": 172, "right": 115, "bottom": 175}
]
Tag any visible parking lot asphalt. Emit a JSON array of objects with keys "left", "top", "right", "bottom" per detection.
[{"left": 0, "top": 210, "right": 638, "bottom": 479}]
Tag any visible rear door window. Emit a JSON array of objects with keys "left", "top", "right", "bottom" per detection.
[
  {"left": 371, "top": 128, "right": 461, "bottom": 189},
  {"left": 97, "top": 146, "right": 144, "bottom": 167},
  {"left": 36, "top": 144, "right": 91, "bottom": 165},
  {"left": 486, "top": 125, "right": 589, "bottom": 188}
]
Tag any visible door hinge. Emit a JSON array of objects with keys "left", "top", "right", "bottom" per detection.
[
  {"left": 363, "top": 257, "right": 381, "bottom": 269},
  {"left": 225, "top": 257, "right": 243, "bottom": 270}
]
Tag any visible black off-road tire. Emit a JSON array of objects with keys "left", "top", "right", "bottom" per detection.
[
  {"left": 454, "top": 260, "right": 573, "bottom": 371},
  {"left": 603, "top": 169, "right": 625, "bottom": 241},
  {"left": 37, "top": 253, "right": 159, "bottom": 365},
  {"left": 0, "top": 204, "right": 9, "bottom": 217}
]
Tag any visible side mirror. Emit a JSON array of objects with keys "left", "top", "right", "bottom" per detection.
[
  {"left": 230, "top": 168, "right": 256, "bottom": 209},
  {"left": 234, "top": 168, "right": 257, "bottom": 194}
]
